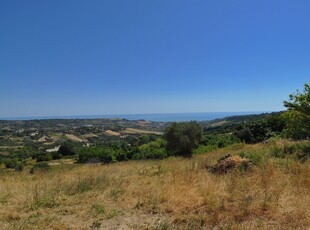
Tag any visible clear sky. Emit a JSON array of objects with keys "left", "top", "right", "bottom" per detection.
[{"left": 1, "top": 0, "right": 310, "bottom": 118}]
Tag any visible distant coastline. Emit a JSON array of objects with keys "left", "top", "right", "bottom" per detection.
[{"left": 0, "top": 111, "right": 273, "bottom": 122}]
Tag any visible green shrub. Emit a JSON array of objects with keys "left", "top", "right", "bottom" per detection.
[
  {"left": 4, "top": 158, "right": 24, "bottom": 171},
  {"left": 293, "top": 142, "right": 310, "bottom": 162},
  {"left": 201, "top": 134, "right": 240, "bottom": 148},
  {"left": 133, "top": 139, "right": 167, "bottom": 160},
  {"left": 269, "top": 141, "right": 310, "bottom": 162},
  {"left": 5, "top": 158, "right": 19, "bottom": 169},
  {"left": 36, "top": 153, "right": 52, "bottom": 162},
  {"left": 193, "top": 134, "right": 240, "bottom": 155},
  {"left": 114, "top": 151, "right": 128, "bottom": 161},
  {"left": 52, "top": 152, "right": 62, "bottom": 160},
  {"left": 133, "top": 147, "right": 167, "bottom": 160},
  {"left": 235, "top": 127, "right": 255, "bottom": 144},
  {"left": 193, "top": 145, "right": 218, "bottom": 155},
  {"left": 77, "top": 147, "right": 116, "bottom": 164},
  {"left": 239, "top": 151, "right": 265, "bottom": 165},
  {"left": 14, "top": 163, "right": 24, "bottom": 171},
  {"left": 15, "top": 146, "right": 39, "bottom": 159}
]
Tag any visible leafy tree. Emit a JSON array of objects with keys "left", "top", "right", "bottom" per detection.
[
  {"left": 283, "top": 83, "right": 310, "bottom": 139},
  {"left": 266, "top": 113, "right": 286, "bottom": 133},
  {"left": 138, "top": 134, "right": 150, "bottom": 145},
  {"left": 77, "top": 147, "right": 116, "bottom": 164},
  {"left": 51, "top": 151, "right": 62, "bottom": 160},
  {"left": 58, "top": 144, "right": 75, "bottom": 156},
  {"left": 234, "top": 113, "right": 286, "bottom": 144},
  {"left": 235, "top": 127, "right": 255, "bottom": 144},
  {"left": 15, "top": 146, "right": 39, "bottom": 159},
  {"left": 164, "top": 121, "right": 203, "bottom": 157},
  {"left": 36, "top": 153, "right": 52, "bottom": 162},
  {"left": 133, "top": 138, "right": 167, "bottom": 160}
]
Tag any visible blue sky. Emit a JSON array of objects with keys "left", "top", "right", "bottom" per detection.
[{"left": 1, "top": 0, "right": 310, "bottom": 118}]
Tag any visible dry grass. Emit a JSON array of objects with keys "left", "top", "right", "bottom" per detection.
[
  {"left": 0, "top": 142, "right": 309, "bottom": 229},
  {"left": 104, "top": 130, "right": 121, "bottom": 136},
  {"left": 65, "top": 134, "right": 85, "bottom": 143},
  {"left": 122, "top": 128, "right": 163, "bottom": 135}
]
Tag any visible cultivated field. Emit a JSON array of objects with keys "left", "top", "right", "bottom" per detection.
[
  {"left": 122, "top": 128, "right": 164, "bottom": 135},
  {"left": 65, "top": 134, "right": 85, "bottom": 143},
  {"left": 0, "top": 141, "right": 309, "bottom": 230}
]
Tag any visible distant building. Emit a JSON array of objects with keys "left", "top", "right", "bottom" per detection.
[{"left": 46, "top": 145, "right": 60, "bottom": 153}]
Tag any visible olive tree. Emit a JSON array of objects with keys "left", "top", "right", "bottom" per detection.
[{"left": 164, "top": 121, "right": 203, "bottom": 157}]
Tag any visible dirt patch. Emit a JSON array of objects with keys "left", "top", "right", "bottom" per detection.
[
  {"left": 38, "top": 136, "right": 47, "bottom": 142},
  {"left": 48, "top": 162, "right": 61, "bottom": 166},
  {"left": 0, "top": 151, "right": 10, "bottom": 156},
  {"left": 138, "top": 120, "right": 151, "bottom": 125},
  {"left": 122, "top": 128, "right": 163, "bottom": 135},
  {"left": 105, "top": 130, "right": 121, "bottom": 136},
  {"left": 82, "top": 133, "right": 98, "bottom": 138},
  {"left": 99, "top": 212, "right": 166, "bottom": 230},
  {"left": 65, "top": 134, "right": 85, "bottom": 142}
]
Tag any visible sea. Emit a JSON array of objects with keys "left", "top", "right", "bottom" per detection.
[{"left": 0, "top": 112, "right": 270, "bottom": 122}]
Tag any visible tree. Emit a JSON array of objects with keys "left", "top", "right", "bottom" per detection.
[
  {"left": 164, "top": 121, "right": 203, "bottom": 157},
  {"left": 58, "top": 144, "right": 75, "bottom": 156},
  {"left": 134, "top": 138, "right": 167, "bottom": 160},
  {"left": 283, "top": 83, "right": 310, "bottom": 139},
  {"left": 235, "top": 127, "right": 255, "bottom": 144}
]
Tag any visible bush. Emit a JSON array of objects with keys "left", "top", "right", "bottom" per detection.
[
  {"left": 295, "top": 142, "right": 310, "bottom": 162},
  {"left": 193, "top": 145, "right": 218, "bottom": 155},
  {"left": 133, "top": 139, "right": 167, "bottom": 160},
  {"left": 36, "top": 153, "right": 52, "bottom": 162},
  {"left": 5, "top": 158, "right": 25, "bottom": 171},
  {"left": 235, "top": 127, "right": 255, "bottom": 144},
  {"left": 239, "top": 151, "right": 265, "bottom": 165},
  {"left": 269, "top": 141, "right": 310, "bottom": 162},
  {"left": 52, "top": 152, "right": 62, "bottom": 160},
  {"left": 5, "top": 158, "right": 18, "bottom": 169},
  {"left": 196, "top": 134, "right": 240, "bottom": 154},
  {"left": 15, "top": 146, "right": 39, "bottom": 159},
  {"left": 58, "top": 144, "right": 75, "bottom": 156},
  {"left": 133, "top": 147, "right": 167, "bottom": 160},
  {"left": 114, "top": 151, "right": 128, "bottom": 161},
  {"left": 77, "top": 147, "right": 116, "bottom": 164},
  {"left": 30, "top": 162, "right": 51, "bottom": 174},
  {"left": 14, "top": 163, "right": 24, "bottom": 171}
]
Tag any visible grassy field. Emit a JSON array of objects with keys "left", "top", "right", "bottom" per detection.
[{"left": 0, "top": 141, "right": 309, "bottom": 229}]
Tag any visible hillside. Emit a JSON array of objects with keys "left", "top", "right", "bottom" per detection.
[
  {"left": 0, "top": 118, "right": 167, "bottom": 159},
  {"left": 201, "top": 112, "right": 285, "bottom": 134},
  {"left": 0, "top": 112, "right": 281, "bottom": 153},
  {"left": 0, "top": 140, "right": 309, "bottom": 229}
]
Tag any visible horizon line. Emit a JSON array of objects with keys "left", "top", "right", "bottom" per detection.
[{"left": 0, "top": 110, "right": 282, "bottom": 121}]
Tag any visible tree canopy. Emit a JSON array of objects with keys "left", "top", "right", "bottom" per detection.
[
  {"left": 164, "top": 121, "right": 203, "bottom": 157},
  {"left": 283, "top": 83, "right": 310, "bottom": 139}
]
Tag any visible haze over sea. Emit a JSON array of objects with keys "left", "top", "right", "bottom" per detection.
[{"left": 1, "top": 112, "right": 269, "bottom": 122}]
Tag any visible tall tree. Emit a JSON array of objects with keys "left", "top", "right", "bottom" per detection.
[
  {"left": 283, "top": 83, "right": 310, "bottom": 139},
  {"left": 164, "top": 121, "right": 203, "bottom": 157}
]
